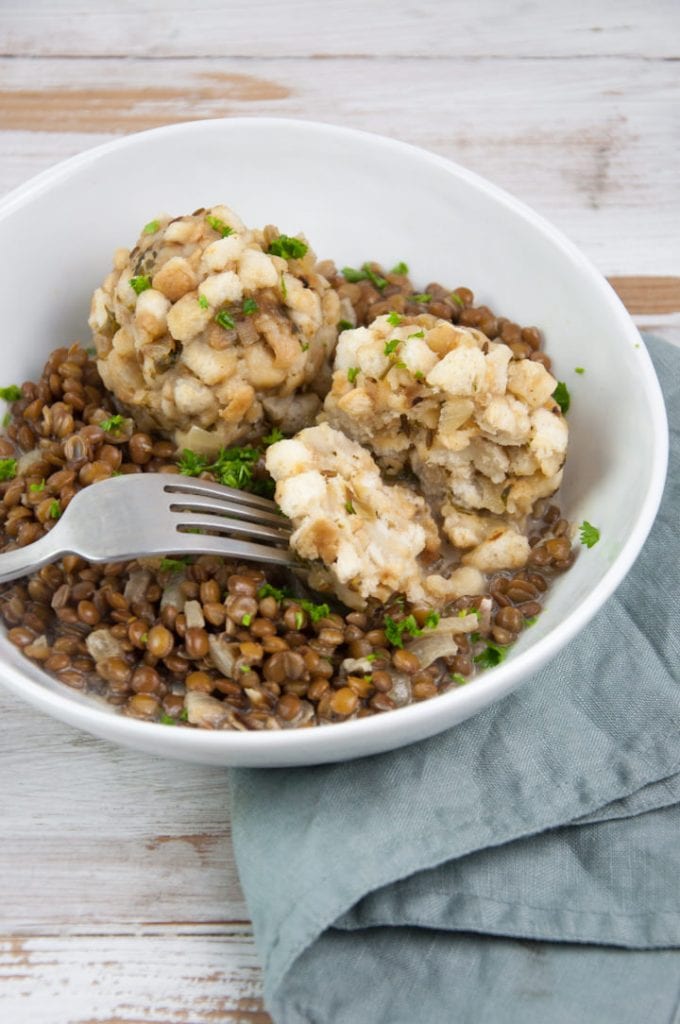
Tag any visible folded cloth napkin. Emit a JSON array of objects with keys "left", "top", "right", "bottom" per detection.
[{"left": 231, "top": 334, "right": 680, "bottom": 1024}]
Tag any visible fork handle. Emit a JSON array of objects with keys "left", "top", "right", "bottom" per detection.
[{"left": 0, "top": 529, "right": 66, "bottom": 583}]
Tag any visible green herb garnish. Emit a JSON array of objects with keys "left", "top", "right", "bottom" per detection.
[
  {"left": 197, "top": 294, "right": 209, "bottom": 310},
  {"left": 342, "top": 266, "right": 367, "bottom": 283},
  {"left": 206, "top": 215, "right": 233, "bottom": 237},
  {"left": 345, "top": 500, "right": 356, "bottom": 514},
  {"left": 0, "top": 458, "right": 18, "bottom": 481},
  {"left": 575, "top": 367, "right": 585, "bottom": 374},
  {"left": 263, "top": 427, "right": 284, "bottom": 445},
  {"left": 159, "top": 713, "right": 176, "bottom": 725},
  {"left": 364, "top": 653, "right": 378, "bottom": 663},
  {"left": 280, "top": 274, "right": 288, "bottom": 299},
  {"left": 384, "top": 338, "right": 400, "bottom": 356},
  {"left": 474, "top": 642, "right": 508, "bottom": 669},
  {"left": 390, "top": 261, "right": 409, "bottom": 275},
  {"left": 257, "top": 583, "right": 290, "bottom": 602},
  {"left": 394, "top": 360, "right": 407, "bottom": 370},
  {"left": 553, "top": 381, "right": 570, "bottom": 414},
  {"left": 241, "top": 613, "right": 253, "bottom": 627},
  {"left": 0, "top": 385, "right": 22, "bottom": 402},
  {"left": 300, "top": 599, "right": 331, "bottom": 624},
  {"left": 49, "top": 500, "right": 61, "bottom": 519},
  {"left": 29, "top": 479, "right": 45, "bottom": 493},
  {"left": 412, "top": 293, "right": 431, "bottom": 303},
  {"left": 211, "top": 446, "right": 260, "bottom": 490},
  {"left": 143, "top": 219, "right": 160, "bottom": 235},
  {"left": 2, "top": 413, "right": 10, "bottom": 427},
  {"left": 450, "top": 672, "right": 468, "bottom": 686},
  {"left": 294, "top": 611, "right": 304, "bottom": 630},
  {"left": 579, "top": 521, "right": 600, "bottom": 548},
  {"left": 178, "top": 449, "right": 209, "bottom": 477},
  {"left": 384, "top": 614, "right": 423, "bottom": 648},
  {"left": 179, "top": 707, "right": 189, "bottom": 722},
  {"left": 408, "top": 330, "right": 425, "bottom": 340},
  {"left": 268, "top": 235, "right": 308, "bottom": 260},
  {"left": 423, "top": 611, "right": 440, "bottom": 629},
  {"left": 160, "top": 557, "right": 189, "bottom": 572},
  {"left": 347, "top": 367, "right": 360, "bottom": 384},
  {"left": 341, "top": 264, "right": 387, "bottom": 290},
  {"left": 242, "top": 297, "right": 259, "bottom": 316},
  {"left": 524, "top": 615, "right": 539, "bottom": 627},
  {"left": 99, "top": 414, "right": 125, "bottom": 433},
  {"left": 86, "top": 346, "right": 97, "bottom": 356},
  {"left": 300, "top": 341, "right": 310, "bottom": 352},
  {"left": 130, "top": 275, "right": 151, "bottom": 295},
  {"left": 386, "top": 312, "right": 403, "bottom": 326},
  {"left": 450, "top": 292, "right": 465, "bottom": 308},
  {"left": 414, "top": 371, "right": 425, "bottom": 381},
  {"left": 338, "top": 319, "right": 354, "bottom": 332},
  {"left": 215, "top": 310, "right": 236, "bottom": 331}
]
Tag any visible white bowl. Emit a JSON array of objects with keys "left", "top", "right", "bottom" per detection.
[{"left": 0, "top": 118, "right": 667, "bottom": 766}]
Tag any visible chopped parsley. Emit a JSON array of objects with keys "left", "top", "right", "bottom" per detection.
[
  {"left": 423, "top": 611, "right": 440, "bottom": 629},
  {"left": 99, "top": 414, "right": 125, "bottom": 433},
  {"left": 0, "top": 458, "right": 18, "bottom": 481},
  {"left": 211, "top": 446, "right": 260, "bottom": 490},
  {"left": 394, "top": 360, "right": 407, "bottom": 370},
  {"left": 345, "top": 500, "right": 356, "bottom": 514},
  {"left": 300, "top": 599, "right": 331, "bottom": 623},
  {"left": 143, "top": 219, "right": 160, "bottom": 235},
  {"left": 450, "top": 292, "right": 465, "bottom": 308},
  {"left": 268, "top": 235, "right": 308, "bottom": 260},
  {"left": 384, "top": 614, "right": 423, "bottom": 648},
  {"left": 387, "top": 311, "right": 403, "bottom": 326},
  {"left": 179, "top": 707, "right": 189, "bottom": 722},
  {"left": 86, "top": 346, "right": 97, "bottom": 356},
  {"left": 347, "top": 367, "right": 360, "bottom": 384},
  {"left": 524, "top": 615, "right": 539, "bottom": 627},
  {"left": 294, "top": 611, "right": 304, "bottom": 630},
  {"left": 474, "top": 642, "right": 508, "bottom": 669},
  {"left": 262, "top": 427, "right": 284, "bottom": 445},
  {"left": 364, "top": 653, "right": 378, "bottom": 663},
  {"left": 579, "top": 521, "right": 600, "bottom": 548},
  {"left": 49, "top": 500, "right": 61, "bottom": 519},
  {"left": 390, "top": 261, "right": 409, "bottom": 275},
  {"left": 241, "top": 613, "right": 253, "bottom": 627},
  {"left": 2, "top": 413, "right": 9, "bottom": 427},
  {"left": 178, "top": 449, "right": 209, "bottom": 477},
  {"left": 553, "top": 381, "right": 570, "bottom": 414},
  {"left": 0, "top": 385, "right": 22, "bottom": 402},
  {"left": 215, "top": 310, "right": 236, "bottom": 331},
  {"left": 206, "top": 215, "right": 233, "bottom": 237},
  {"left": 341, "top": 264, "right": 388, "bottom": 290},
  {"left": 384, "top": 338, "right": 400, "bottom": 356},
  {"left": 29, "top": 479, "right": 45, "bottom": 493},
  {"left": 197, "top": 294, "right": 209, "bottom": 310},
  {"left": 412, "top": 293, "right": 431, "bottom": 303},
  {"left": 242, "top": 297, "right": 259, "bottom": 316},
  {"left": 130, "top": 275, "right": 151, "bottom": 295},
  {"left": 159, "top": 557, "right": 190, "bottom": 572},
  {"left": 414, "top": 371, "right": 425, "bottom": 381},
  {"left": 159, "top": 713, "right": 176, "bottom": 725},
  {"left": 575, "top": 367, "right": 585, "bottom": 374},
  {"left": 337, "top": 319, "right": 354, "bottom": 332},
  {"left": 300, "top": 341, "right": 310, "bottom": 352},
  {"left": 408, "top": 330, "right": 425, "bottom": 339},
  {"left": 450, "top": 672, "right": 468, "bottom": 686},
  {"left": 257, "top": 583, "right": 290, "bottom": 602}
]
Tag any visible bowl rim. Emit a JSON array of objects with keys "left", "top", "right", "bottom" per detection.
[{"left": 0, "top": 116, "right": 669, "bottom": 759}]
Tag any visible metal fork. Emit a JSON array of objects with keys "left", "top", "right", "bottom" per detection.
[{"left": 0, "top": 474, "right": 297, "bottom": 583}]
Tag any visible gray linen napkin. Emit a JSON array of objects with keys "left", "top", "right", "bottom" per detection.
[{"left": 231, "top": 334, "right": 680, "bottom": 1024}]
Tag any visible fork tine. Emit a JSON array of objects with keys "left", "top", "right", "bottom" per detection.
[
  {"left": 174, "top": 511, "right": 292, "bottom": 545},
  {"left": 163, "top": 477, "right": 279, "bottom": 512},
  {"left": 167, "top": 491, "right": 291, "bottom": 532},
  {"left": 162, "top": 530, "right": 298, "bottom": 568}
]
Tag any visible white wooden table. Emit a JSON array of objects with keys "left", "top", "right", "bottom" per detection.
[{"left": 1, "top": 3, "right": 678, "bottom": 1021}]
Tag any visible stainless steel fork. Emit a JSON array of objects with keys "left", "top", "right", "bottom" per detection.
[{"left": 0, "top": 474, "right": 296, "bottom": 582}]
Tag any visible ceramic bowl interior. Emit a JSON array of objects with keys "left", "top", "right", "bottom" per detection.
[{"left": 0, "top": 118, "right": 667, "bottom": 766}]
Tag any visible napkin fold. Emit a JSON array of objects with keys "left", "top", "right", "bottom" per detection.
[{"left": 231, "top": 334, "right": 680, "bottom": 1024}]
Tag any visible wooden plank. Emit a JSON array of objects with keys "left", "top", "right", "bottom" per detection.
[
  {"left": 0, "top": 55, "right": 677, "bottom": 275},
  {"left": 0, "top": 928, "right": 271, "bottom": 1024},
  {"left": 607, "top": 276, "right": 680, "bottom": 315},
  {"left": 2, "top": 0, "right": 678, "bottom": 58}
]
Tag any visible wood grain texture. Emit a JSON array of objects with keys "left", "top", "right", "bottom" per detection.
[{"left": 0, "top": 3, "right": 677, "bottom": 1023}]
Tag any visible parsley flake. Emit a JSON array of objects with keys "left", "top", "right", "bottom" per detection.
[
  {"left": 99, "top": 414, "right": 125, "bottom": 433},
  {"left": 450, "top": 672, "right": 468, "bottom": 686},
  {"left": 412, "top": 293, "right": 431, "bottom": 303},
  {"left": 197, "top": 294, "right": 209, "bottom": 310},
  {"left": 341, "top": 264, "right": 388, "bottom": 290},
  {"left": 178, "top": 449, "right": 209, "bottom": 477},
  {"left": 347, "top": 367, "right": 360, "bottom": 384},
  {"left": 179, "top": 707, "right": 189, "bottom": 722},
  {"left": 342, "top": 266, "right": 367, "bottom": 283},
  {"left": 143, "top": 219, "right": 160, "bottom": 235},
  {"left": 263, "top": 427, "right": 284, "bottom": 445},
  {"left": 553, "top": 382, "right": 571, "bottom": 414},
  {"left": 384, "top": 614, "right": 423, "bottom": 648},
  {"left": 2, "top": 412, "right": 9, "bottom": 427},
  {"left": 345, "top": 500, "right": 356, "bottom": 514},
  {"left": 474, "top": 642, "right": 508, "bottom": 669},
  {"left": 414, "top": 371, "right": 425, "bottom": 381},
  {"left": 215, "top": 310, "right": 235, "bottom": 331},
  {"left": 575, "top": 367, "right": 585, "bottom": 374},
  {"left": 524, "top": 615, "right": 539, "bottom": 626},
  {"left": 408, "top": 330, "right": 425, "bottom": 339},
  {"left": 49, "top": 499, "right": 61, "bottom": 520},
  {"left": 257, "top": 583, "right": 290, "bottom": 602},
  {"left": 268, "top": 235, "right": 308, "bottom": 260},
  {"left": 242, "top": 297, "right": 259, "bottom": 316},
  {"left": 384, "top": 338, "right": 400, "bottom": 356},
  {"left": 424, "top": 611, "right": 440, "bottom": 629},
  {"left": 337, "top": 319, "right": 354, "bottom": 332},
  {"left": 206, "top": 215, "right": 233, "bottom": 237},
  {"left": 130, "top": 275, "right": 151, "bottom": 295},
  {"left": 387, "top": 311, "right": 403, "bottom": 326},
  {"left": 160, "top": 557, "right": 190, "bottom": 572},
  {"left": 294, "top": 611, "right": 304, "bottom": 630},
  {"left": 300, "top": 599, "right": 331, "bottom": 624},
  {"left": 0, "top": 458, "right": 17, "bottom": 481},
  {"left": 159, "top": 713, "right": 176, "bottom": 725},
  {"left": 450, "top": 292, "right": 465, "bottom": 308},
  {"left": 241, "top": 613, "right": 253, "bottom": 627},
  {"left": 0, "top": 385, "right": 22, "bottom": 402},
  {"left": 29, "top": 479, "right": 45, "bottom": 493},
  {"left": 390, "top": 261, "right": 409, "bottom": 275},
  {"left": 280, "top": 274, "right": 288, "bottom": 299},
  {"left": 579, "top": 521, "right": 600, "bottom": 548}
]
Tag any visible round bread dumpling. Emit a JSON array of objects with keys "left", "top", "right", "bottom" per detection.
[{"left": 88, "top": 205, "right": 341, "bottom": 455}]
